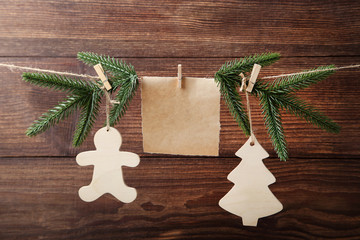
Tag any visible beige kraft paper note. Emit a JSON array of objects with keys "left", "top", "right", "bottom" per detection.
[{"left": 142, "top": 77, "right": 220, "bottom": 156}]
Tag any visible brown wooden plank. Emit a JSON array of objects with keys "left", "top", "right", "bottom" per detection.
[
  {"left": 0, "top": 156, "right": 359, "bottom": 239},
  {"left": 0, "top": 56, "right": 359, "bottom": 158},
  {"left": 0, "top": 0, "right": 359, "bottom": 57}
]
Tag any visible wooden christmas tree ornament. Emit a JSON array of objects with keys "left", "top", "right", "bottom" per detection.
[
  {"left": 219, "top": 135, "right": 283, "bottom": 226},
  {"left": 76, "top": 127, "right": 140, "bottom": 203}
]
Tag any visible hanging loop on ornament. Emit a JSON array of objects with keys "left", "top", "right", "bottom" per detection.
[{"left": 245, "top": 85, "right": 255, "bottom": 146}]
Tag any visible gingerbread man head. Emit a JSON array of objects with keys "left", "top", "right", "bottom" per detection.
[{"left": 94, "top": 127, "right": 122, "bottom": 151}]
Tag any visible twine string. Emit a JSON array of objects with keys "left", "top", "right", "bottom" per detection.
[
  {"left": 0, "top": 63, "right": 99, "bottom": 79},
  {"left": 240, "top": 75, "right": 255, "bottom": 145},
  {"left": 98, "top": 86, "right": 119, "bottom": 131},
  {"left": 1, "top": 62, "right": 360, "bottom": 81},
  {"left": 102, "top": 87, "right": 111, "bottom": 131},
  {"left": 262, "top": 64, "right": 360, "bottom": 79}
]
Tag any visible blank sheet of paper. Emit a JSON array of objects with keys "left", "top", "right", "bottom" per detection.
[{"left": 141, "top": 77, "right": 220, "bottom": 156}]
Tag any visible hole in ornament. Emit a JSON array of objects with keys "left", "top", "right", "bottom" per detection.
[{"left": 250, "top": 141, "right": 255, "bottom": 146}]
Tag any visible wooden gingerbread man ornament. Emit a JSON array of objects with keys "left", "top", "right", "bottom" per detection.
[{"left": 76, "top": 127, "right": 140, "bottom": 203}]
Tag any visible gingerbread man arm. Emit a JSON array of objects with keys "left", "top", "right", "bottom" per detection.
[
  {"left": 120, "top": 152, "right": 140, "bottom": 167},
  {"left": 76, "top": 151, "right": 97, "bottom": 166}
]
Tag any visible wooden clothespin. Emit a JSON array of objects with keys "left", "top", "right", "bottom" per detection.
[
  {"left": 178, "top": 64, "right": 182, "bottom": 88},
  {"left": 94, "top": 63, "right": 112, "bottom": 91},
  {"left": 246, "top": 64, "right": 261, "bottom": 92}
]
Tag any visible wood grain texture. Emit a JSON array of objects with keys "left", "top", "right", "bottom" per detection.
[
  {"left": 0, "top": 0, "right": 359, "bottom": 239},
  {"left": 0, "top": 0, "right": 359, "bottom": 57},
  {"left": 0, "top": 157, "right": 359, "bottom": 240}
]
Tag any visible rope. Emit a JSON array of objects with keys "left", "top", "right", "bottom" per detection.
[
  {"left": 1, "top": 62, "right": 360, "bottom": 81},
  {"left": 0, "top": 63, "right": 99, "bottom": 79},
  {"left": 240, "top": 75, "right": 255, "bottom": 145},
  {"left": 98, "top": 86, "right": 120, "bottom": 131},
  {"left": 262, "top": 64, "right": 360, "bottom": 79}
]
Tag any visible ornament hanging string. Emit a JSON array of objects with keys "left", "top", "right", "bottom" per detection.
[
  {"left": 240, "top": 74, "right": 255, "bottom": 145},
  {"left": 97, "top": 85, "right": 119, "bottom": 131}
]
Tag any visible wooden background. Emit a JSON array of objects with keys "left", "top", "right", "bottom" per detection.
[{"left": 0, "top": 1, "right": 359, "bottom": 239}]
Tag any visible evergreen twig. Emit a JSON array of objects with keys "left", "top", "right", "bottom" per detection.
[
  {"left": 109, "top": 76, "right": 138, "bottom": 126},
  {"left": 25, "top": 94, "right": 89, "bottom": 137},
  {"left": 215, "top": 53, "right": 340, "bottom": 161},
  {"left": 215, "top": 53, "right": 281, "bottom": 135},
  {"left": 22, "top": 72, "right": 97, "bottom": 93},
  {"left": 73, "top": 91, "right": 102, "bottom": 147},
  {"left": 23, "top": 52, "right": 138, "bottom": 147},
  {"left": 273, "top": 94, "right": 340, "bottom": 133},
  {"left": 22, "top": 72, "right": 102, "bottom": 146},
  {"left": 269, "top": 65, "right": 336, "bottom": 93},
  {"left": 77, "top": 52, "right": 139, "bottom": 125},
  {"left": 77, "top": 52, "right": 138, "bottom": 91},
  {"left": 260, "top": 93, "right": 288, "bottom": 161}
]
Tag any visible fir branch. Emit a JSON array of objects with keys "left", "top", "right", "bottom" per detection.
[
  {"left": 269, "top": 65, "right": 336, "bottom": 93},
  {"left": 253, "top": 78, "right": 340, "bottom": 160},
  {"left": 216, "top": 52, "right": 281, "bottom": 77},
  {"left": 215, "top": 57, "right": 340, "bottom": 161},
  {"left": 214, "top": 52, "right": 281, "bottom": 135},
  {"left": 72, "top": 91, "right": 102, "bottom": 147},
  {"left": 260, "top": 93, "right": 288, "bottom": 161},
  {"left": 22, "top": 72, "right": 97, "bottom": 93},
  {"left": 26, "top": 94, "right": 88, "bottom": 137},
  {"left": 22, "top": 53, "right": 139, "bottom": 147},
  {"left": 216, "top": 76, "right": 250, "bottom": 135},
  {"left": 274, "top": 93, "right": 340, "bottom": 133},
  {"left": 77, "top": 52, "right": 137, "bottom": 91},
  {"left": 109, "top": 75, "right": 138, "bottom": 126},
  {"left": 77, "top": 51, "right": 139, "bottom": 126}
]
